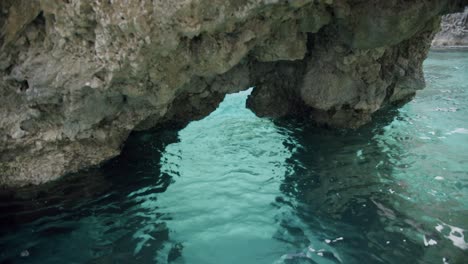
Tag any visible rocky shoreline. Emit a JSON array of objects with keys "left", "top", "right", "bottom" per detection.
[{"left": 1, "top": 0, "right": 467, "bottom": 186}]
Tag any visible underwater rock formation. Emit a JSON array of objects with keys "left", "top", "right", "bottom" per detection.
[{"left": 0, "top": 0, "right": 466, "bottom": 185}]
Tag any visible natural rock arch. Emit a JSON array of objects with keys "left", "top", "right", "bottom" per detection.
[{"left": 0, "top": 0, "right": 466, "bottom": 186}]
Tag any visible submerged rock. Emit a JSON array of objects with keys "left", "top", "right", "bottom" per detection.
[{"left": 0, "top": 0, "right": 466, "bottom": 186}]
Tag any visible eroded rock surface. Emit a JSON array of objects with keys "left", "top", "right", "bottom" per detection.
[
  {"left": 432, "top": 7, "right": 468, "bottom": 47},
  {"left": 0, "top": 0, "right": 466, "bottom": 186}
]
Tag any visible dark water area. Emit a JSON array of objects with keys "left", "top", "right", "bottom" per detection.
[{"left": 0, "top": 51, "right": 467, "bottom": 264}]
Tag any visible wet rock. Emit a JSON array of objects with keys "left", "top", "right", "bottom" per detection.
[{"left": 248, "top": 1, "right": 450, "bottom": 128}]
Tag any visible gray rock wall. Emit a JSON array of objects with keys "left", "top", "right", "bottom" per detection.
[
  {"left": 432, "top": 7, "right": 468, "bottom": 47},
  {"left": 0, "top": 0, "right": 466, "bottom": 186}
]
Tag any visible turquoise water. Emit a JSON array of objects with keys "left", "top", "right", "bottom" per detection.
[{"left": 1, "top": 51, "right": 467, "bottom": 263}]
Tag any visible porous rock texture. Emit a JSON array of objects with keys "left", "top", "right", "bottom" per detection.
[
  {"left": 0, "top": 0, "right": 466, "bottom": 186},
  {"left": 432, "top": 6, "right": 468, "bottom": 47}
]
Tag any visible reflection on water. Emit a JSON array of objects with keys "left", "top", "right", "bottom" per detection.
[{"left": 1, "top": 51, "right": 467, "bottom": 264}]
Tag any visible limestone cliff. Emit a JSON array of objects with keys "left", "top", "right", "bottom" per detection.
[
  {"left": 0, "top": 0, "right": 466, "bottom": 186},
  {"left": 432, "top": 7, "right": 468, "bottom": 47}
]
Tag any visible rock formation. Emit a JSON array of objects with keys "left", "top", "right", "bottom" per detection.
[
  {"left": 432, "top": 6, "right": 468, "bottom": 47},
  {"left": 0, "top": 0, "right": 466, "bottom": 186}
]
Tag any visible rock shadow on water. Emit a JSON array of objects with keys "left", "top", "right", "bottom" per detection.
[
  {"left": 0, "top": 128, "right": 185, "bottom": 263},
  {"left": 269, "top": 106, "right": 467, "bottom": 264}
]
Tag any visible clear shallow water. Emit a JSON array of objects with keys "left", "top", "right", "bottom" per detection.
[{"left": 1, "top": 51, "right": 467, "bottom": 264}]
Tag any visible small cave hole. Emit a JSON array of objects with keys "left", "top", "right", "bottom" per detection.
[
  {"left": 33, "top": 12, "right": 46, "bottom": 27},
  {"left": 5, "top": 64, "right": 13, "bottom": 75},
  {"left": 19, "top": 80, "right": 29, "bottom": 92},
  {"left": 94, "top": 70, "right": 107, "bottom": 82}
]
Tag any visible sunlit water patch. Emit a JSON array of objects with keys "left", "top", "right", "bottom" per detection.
[
  {"left": 0, "top": 51, "right": 467, "bottom": 264},
  {"left": 130, "top": 90, "right": 300, "bottom": 263}
]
